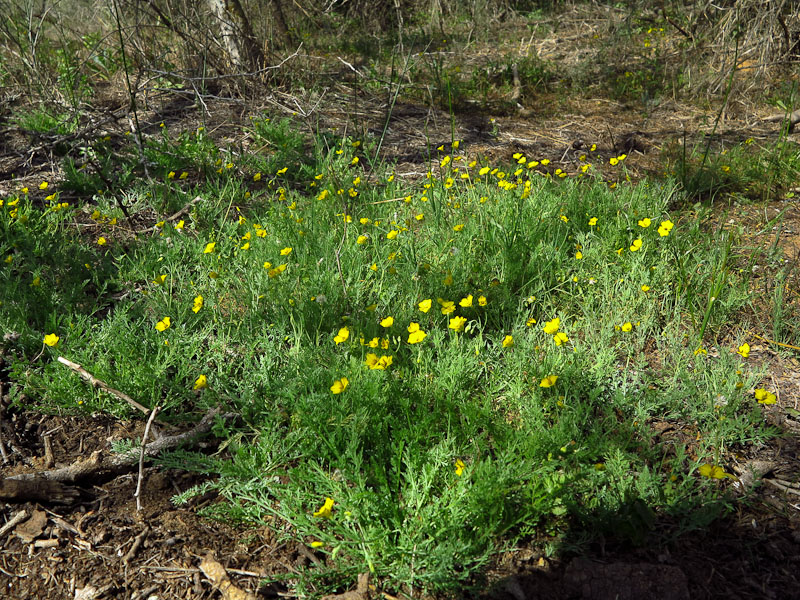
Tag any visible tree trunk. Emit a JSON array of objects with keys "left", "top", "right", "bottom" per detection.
[
  {"left": 268, "top": 0, "right": 292, "bottom": 50},
  {"left": 205, "top": 0, "right": 263, "bottom": 70}
]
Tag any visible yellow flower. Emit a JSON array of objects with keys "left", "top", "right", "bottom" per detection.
[
  {"left": 192, "top": 295, "right": 204, "bottom": 313},
  {"left": 737, "top": 343, "right": 750, "bottom": 358},
  {"left": 174, "top": 220, "right": 185, "bottom": 230},
  {"left": 407, "top": 324, "right": 427, "bottom": 344},
  {"left": 97, "top": 237, "right": 107, "bottom": 246},
  {"left": 330, "top": 377, "right": 349, "bottom": 394},
  {"left": 630, "top": 238, "right": 643, "bottom": 252},
  {"left": 418, "top": 298, "right": 432, "bottom": 313},
  {"left": 449, "top": 316, "right": 467, "bottom": 332},
  {"left": 543, "top": 318, "right": 560, "bottom": 335},
  {"left": 754, "top": 388, "right": 776, "bottom": 404},
  {"left": 193, "top": 375, "right": 208, "bottom": 390},
  {"left": 443, "top": 272, "right": 454, "bottom": 286},
  {"left": 280, "top": 247, "right": 292, "bottom": 256},
  {"left": 641, "top": 285, "right": 650, "bottom": 292},
  {"left": 365, "top": 353, "right": 393, "bottom": 370},
  {"left": 386, "top": 230, "right": 399, "bottom": 240},
  {"left": 698, "top": 464, "right": 734, "bottom": 480},
  {"left": 478, "top": 295, "right": 487, "bottom": 306},
  {"left": 310, "top": 541, "right": 324, "bottom": 548},
  {"left": 153, "top": 274, "right": 167, "bottom": 285},
  {"left": 575, "top": 251, "right": 583, "bottom": 259},
  {"left": 204, "top": 242, "right": 216, "bottom": 254},
  {"left": 440, "top": 300, "right": 456, "bottom": 315},
  {"left": 380, "top": 316, "right": 394, "bottom": 328},
  {"left": 455, "top": 459, "right": 465, "bottom": 476},
  {"left": 357, "top": 235, "right": 368, "bottom": 245},
  {"left": 560, "top": 215, "right": 569, "bottom": 223},
  {"left": 314, "top": 497, "right": 334, "bottom": 518},
  {"left": 167, "top": 171, "right": 176, "bottom": 179},
  {"left": 179, "top": 171, "right": 188, "bottom": 179},
  {"left": 253, "top": 172, "right": 262, "bottom": 182},
  {"left": 553, "top": 331, "right": 568, "bottom": 345},
  {"left": 334, "top": 327, "right": 350, "bottom": 345},
  {"left": 453, "top": 224, "right": 464, "bottom": 232},
  {"left": 39, "top": 181, "right": 49, "bottom": 190},
  {"left": 540, "top": 375, "right": 558, "bottom": 388},
  {"left": 459, "top": 294, "right": 473, "bottom": 308},
  {"left": 638, "top": 218, "right": 651, "bottom": 228},
  {"left": 155, "top": 317, "right": 171, "bottom": 332},
  {"left": 658, "top": 220, "right": 674, "bottom": 237},
  {"left": 502, "top": 335, "right": 514, "bottom": 348},
  {"left": 621, "top": 322, "right": 633, "bottom": 332},
  {"left": 43, "top": 333, "right": 60, "bottom": 347}
]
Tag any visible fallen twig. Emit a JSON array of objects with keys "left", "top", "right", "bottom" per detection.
[
  {"left": 134, "top": 195, "right": 204, "bottom": 234},
  {"left": 135, "top": 406, "right": 160, "bottom": 511},
  {"left": 57, "top": 356, "right": 149, "bottom": 414},
  {"left": 123, "top": 527, "right": 149, "bottom": 564},
  {"left": 764, "top": 478, "right": 800, "bottom": 497},
  {"left": 133, "top": 406, "right": 159, "bottom": 510},
  {"left": 0, "top": 510, "right": 28, "bottom": 537},
  {"left": 6, "top": 407, "right": 223, "bottom": 484},
  {"left": 748, "top": 332, "right": 800, "bottom": 352}
]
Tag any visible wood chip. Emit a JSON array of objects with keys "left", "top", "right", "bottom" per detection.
[
  {"left": 321, "top": 573, "right": 372, "bottom": 600},
  {"left": 199, "top": 552, "right": 256, "bottom": 600},
  {"left": 15, "top": 509, "right": 47, "bottom": 543}
]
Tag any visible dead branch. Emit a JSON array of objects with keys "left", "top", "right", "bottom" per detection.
[
  {"left": 144, "top": 43, "right": 303, "bottom": 83},
  {"left": 57, "top": 356, "right": 150, "bottom": 414},
  {"left": 5, "top": 407, "right": 223, "bottom": 485},
  {"left": 0, "top": 478, "right": 80, "bottom": 504},
  {"left": 0, "top": 511, "right": 29, "bottom": 537},
  {"left": 135, "top": 406, "right": 160, "bottom": 511},
  {"left": 134, "top": 195, "right": 204, "bottom": 234}
]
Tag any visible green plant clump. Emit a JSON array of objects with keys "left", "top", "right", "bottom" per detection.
[{"left": 0, "top": 120, "right": 775, "bottom": 597}]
